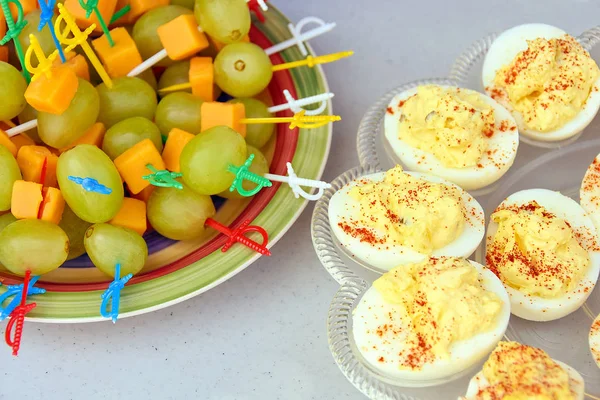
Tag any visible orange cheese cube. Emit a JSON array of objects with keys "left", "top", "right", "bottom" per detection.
[
  {"left": 54, "top": 51, "right": 90, "bottom": 81},
  {"left": 111, "top": 0, "right": 135, "bottom": 25},
  {"left": 25, "top": 67, "right": 79, "bottom": 115},
  {"left": 189, "top": 57, "right": 214, "bottom": 101},
  {"left": 60, "top": 122, "right": 106, "bottom": 153},
  {"left": 17, "top": 146, "right": 59, "bottom": 188},
  {"left": 162, "top": 128, "right": 194, "bottom": 172},
  {"left": 201, "top": 102, "right": 246, "bottom": 137},
  {"left": 129, "top": 0, "right": 169, "bottom": 21},
  {"left": 209, "top": 34, "right": 250, "bottom": 52},
  {"left": 0, "top": 129, "right": 17, "bottom": 157},
  {"left": 10, "top": 134, "right": 35, "bottom": 153},
  {"left": 114, "top": 139, "right": 165, "bottom": 194},
  {"left": 11, "top": 180, "right": 43, "bottom": 220},
  {"left": 131, "top": 184, "right": 154, "bottom": 203},
  {"left": 64, "top": 0, "right": 117, "bottom": 33},
  {"left": 8, "top": 0, "right": 36, "bottom": 19},
  {"left": 0, "top": 13, "right": 5, "bottom": 38},
  {"left": 0, "top": 46, "right": 7, "bottom": 63},
  {"left": 157, "top": 14, "right": 209, "bottom": 61},
  {"left": 109, "top": 197, "right": 146, "bottom": 235},
  {"left": 39, "top": 187, "right": 65, "bottom": 224},
  {"left": 92, "top": 27, "right": 143, "bottom": 78}
]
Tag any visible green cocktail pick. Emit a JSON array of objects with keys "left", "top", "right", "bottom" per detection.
[
  {"left": 0, "top": 0, "right": 31, "bottom": 82},
  {"left": 143, "top": 164, "right": 183, "bottom": 190},
  {"left": 109, "top": 3, "right": 130, "bottom": 24},
  {"left": 227, "top": 154, "right": 273, "bottom": 197}
]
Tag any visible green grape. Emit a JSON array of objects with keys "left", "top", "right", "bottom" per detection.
[
  {"left": 57, "top": 145, "right": 124, "bottom": 223},
  {"left": 103, "top": 117, "right": 163, "bottom": 160},
  {"left": 171, "top": 0, "right": 195, "bottom": 9},
  {"left": 0, "top": 213, "right": 16, "bottom": 232},
  {"left": 157, "top": 60, "right": 191, "bottom": 96},
  {"left": 137, "top": 68, "right": 158, "bottom": 91},
  {"left": 16, "top": 11, "right": 55, "bottom": 67},
  {"left": 155, "top": 92, "right": 203, "bottom": 135},
  {"left": 17, "top": 104, "right": 42, "bottom": 144},
  {"left": 147, "top": 183, "right": 215, "bottom": 240},
  {"left": 132, "top": 5, "right": 193, "bottom": 67},
  {"left": 219, "top": 145, "right": 269, "bottom": 199},
  {"left": 0, "top": 62, "right": 27, "bottom": 121},
  {"left": 0, "top": 219, "right": 69, "bottom": 276},
  {"left": 59, "top": 205, "right": 92, "bottom": 260},
  {"left": 97, "top": 77, "right": 157, "bottom": 128},
  {"left": 180, "top": 126, "right": 246, "bottom": 195},
  {"left": 84, "top": 223, "right": 147, "bottom": 277},
  {"left": 228, "top": 98, "right": 275, "bottom": 148},
  {"left": 214, "top": 43, "right": 273, "bottom": 98},
  {"left": 194, "top": 0, "right": 250, "bottom": 44},
  {"left": 0, "top": 145, "right": 22, "bottom": 211},
  {"left": 38, "top": 79, "right": 99, "bottom": 148}
]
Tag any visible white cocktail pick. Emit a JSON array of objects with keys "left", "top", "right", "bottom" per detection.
[
  {"left": 264, "top": 162, "right": 331, "bottom": 201},
  {"left": 268, "top": 89, "right": 333, "bottom": 115},
  {"left": 264, "top": 17, "right": 336, "bottom": 56}
]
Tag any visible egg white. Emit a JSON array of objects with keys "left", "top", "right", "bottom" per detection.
[
  {"left": 482, "top": 23, "right": 600, "bottom": 143},
  {"left": 580, "top": 152, "right": 600, "bottom": 233},
  {"left": 329, "top": 170, "right": 485, "bottom": 272},
  {"left": 384, "top": 85, "right": 519, "bottom": 191},
  {"left": 590, "top": 314, "right": 600, "bottom": 368},
  {"left": 352, "top": 260, "right": 510, "bottom": 386},
  {"left": 486, "top": 188, "right": 600, "bottom": 322},
  {"left": 462, "top": 359, "right": 584, "bottom": 400}
]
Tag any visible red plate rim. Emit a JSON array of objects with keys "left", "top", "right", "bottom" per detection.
[{"left": 0, "top": 25, "right": 299, "bottom": 292}]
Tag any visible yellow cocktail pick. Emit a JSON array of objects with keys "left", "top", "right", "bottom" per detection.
[
  {"left": 54, "top": 3, "right": 113, "bottom": 88},
  {"left": 24, "top": 34, "right": 59, "bottom": 82},
  {"left": 159, "top": 50, "right": 354, "bottom": 94},
  {"left": 241, "top": 110, "right": 341, "bottom": 129}
]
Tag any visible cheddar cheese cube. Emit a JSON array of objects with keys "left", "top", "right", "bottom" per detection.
[
  {"left": 112, "top": 0, "right": 135, "bottom": 25},
  {"left": 60, "top": 122, "right": 106, "bottom": 153},
  {"left": 17, "top": 145, "right": 59, "bottom": 188},
  {"left": 162, "top": 128, "right": 194, "bottom": 172},
  {"left": 189, "top": 57, "right": 214, "bottom": 101},
  {"left": 129, "top": 0, "right": 169, "bottom": 20},
  {"left": 131, "top": 184, "right": 154, "bottom": 203},
  {"left": 0, "top": 46, "right": 7, "bottom": 63},
  {"left": 10, "top": 133, "right": 35, "bottom": 153},
  {"left": 109, "top": 197, "right": 146, "bottom": 235},
  {"left": 11, "top": 180, "right": 43, "bottom": 220},
  {"left": 200, "top": 102, "right": 246, "bottom": 137},
  {"left": 92, "top": 28, "right": 143, "bottom": 78},
  {"left": 0, "top": 129, "right": 18, "bottom": 157},
  {"left": 54, "top": 51, "right": 90, "bottom": 81},
  {"left": 25, "top": 67, "right": 79, "bottom": 115},
  {"left": 209, "top": 34, "right": 250, "bottom": 52},
  {"left": 157, "top": 14, "right": 209, "bottom": 61},
  {"left": 8, "top": 0, "right": 36, "bottom": 20},
  {"left": 114, "top": 139, "right": 165, "bottom": 194},
  {"left": 39, "top": 187, "right": 65, "bottom": 224},
  {"left": 64, "top": 0, "right": 117, "bottom": 33}
]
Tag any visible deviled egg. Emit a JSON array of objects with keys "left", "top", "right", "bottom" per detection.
[
  {"left": 591, "top": 314, "right": 600, "bottom": 368},
  {"left": 460, "top": 341, "right": 584, "bottom": 400},
  {"left": 329, "top": 166, "right": 485, "bottom": 271},
  {"left": 580, "top": 152, "right": 600, "bottom": 232},
  {"left": 482, "top": 23, "right": 600, "bottom": 143},
  {"left": 384, "top": 85, "right": 519, "bottom": 191},
  {"left": 486, "top": 188, "right": 600, "bottom": 321},
  {"left": 353, "top": 257, "right": 510, "bottom": 385}
]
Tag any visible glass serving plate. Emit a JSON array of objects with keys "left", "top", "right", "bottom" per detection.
[{"left": 313, "top": 24, "right": 600, "bottom": 400}]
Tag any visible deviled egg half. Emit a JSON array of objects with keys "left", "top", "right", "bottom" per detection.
[
  {"left": 591, "top": 314, "right": 600, "bottom": 368},
  {"left": 384, "top": 85, "right": 519, "bottom": 191},
  {"left": 482, "top": 23, "right": 600, "bottom": 143},
  {"left": 353, "top": 257, "right": 511, "bottom": 386},
  {"left": 460, "top": 341, "right": 585, "bottom": 400},
  {"left": 486, "top": 188, "right": 600, "bottom": 321},
  {"left": 329, "top": 166, "right": 485, "bottom": 272},
  {"left": 580, "top": 151, "right": 600, "bottom": 232}
]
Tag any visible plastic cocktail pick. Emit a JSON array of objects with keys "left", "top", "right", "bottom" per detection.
[
  {"left": 246, "top": 0, "right": 268, "bottom": 23},
  {"left": 0, "top": 276, "right": 45, "bottom": 321},
  {"left": 241, "top": 110, "right": 341, "bottom": 130},
  {"left": 265, "top": 17, "right": 336, "bottom": 56},
  {"left": 272, "top": 50, "right": 353, "bottom": 72},
  {"left": 54, "top": 3, "right": 113, "bottom": 88},
  {"left": 205, "top": 218, "right": 271, "bottom": 256},
  {"left": 6, "top": 119, "right": 37, "bottom": 137},
  {"left": 78, "top": 0, "right": 114, "bottom": 46},
  {"left": 143, "top": 164, "right": 183, "bottom": 189},
  {"left": 25, "top": 34, "right": 59, "bottom": 81},
  {"left": 0, "top": 0, "right": 31, "bottom": 82},
  {"left": 109, "top": 4, "right": 130, "bottom": 24},
  {"left": 264, "top": 162, "right": 331, "bottom": 201},
  {"left": 38, "top": 0, "right": 67, "bottom": 63},
  {"left": 4, "top": 270, "right": 37, "bottom": 356},
  {"left": 100, "top": 263, "right": 133, "bottom": 323},
  {"left": 228, "top": 154, "right": 273, "bottom": 197},
  {"left": 68, "top": 176, "right": 113, "bottom": 194},
  {"left": 268, "top": 89, "right": 334, "bottom": 115}
]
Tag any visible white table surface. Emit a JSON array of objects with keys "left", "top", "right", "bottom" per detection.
[{"left": 5, "top": 1, "right": 600, "bottom": 399}]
